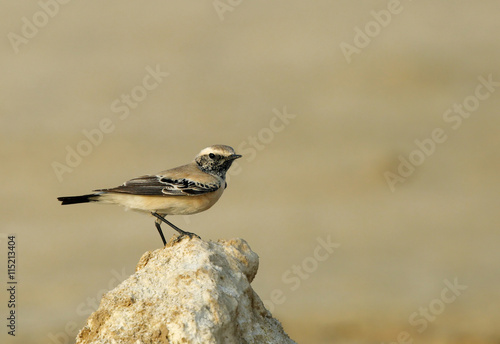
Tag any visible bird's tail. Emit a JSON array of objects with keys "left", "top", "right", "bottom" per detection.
[{"left": 57, "top": 193, "right": 101, "bottom": 205}]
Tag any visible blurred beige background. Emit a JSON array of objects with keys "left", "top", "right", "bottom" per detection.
[{"left": 1, "top": 1, "right": 499, "bottom": 343}]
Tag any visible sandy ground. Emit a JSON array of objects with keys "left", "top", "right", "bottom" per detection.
[{"left": 1, "top": 1, "right": 499, "bottom": 343}]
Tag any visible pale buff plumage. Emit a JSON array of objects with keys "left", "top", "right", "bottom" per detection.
[
  {"left": 58, "top": 145, "right": 241, "bottom": 245},
  {"left": 97, "top": 162, "right": 226, "bottom": 215}
]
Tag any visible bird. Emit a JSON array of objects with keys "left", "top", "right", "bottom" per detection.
[{"left": 57, "top": 145, "right": 241, "bottom": 246}]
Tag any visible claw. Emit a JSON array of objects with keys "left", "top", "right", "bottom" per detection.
[{"left": 152, "top": 212, "right": 200, "bottom": 245}]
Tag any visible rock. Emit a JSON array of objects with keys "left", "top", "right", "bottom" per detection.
[{"left": 76, "top": 237, "right": 296, "bottom": 344}]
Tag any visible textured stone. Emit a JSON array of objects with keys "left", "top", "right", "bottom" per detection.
[{"left": 76, "top": 237, "right": 296, "bottom": 344}]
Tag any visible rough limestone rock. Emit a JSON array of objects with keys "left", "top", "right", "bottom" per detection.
[{"left": 76, "top": 237, "right": 296, "bottom": 344}]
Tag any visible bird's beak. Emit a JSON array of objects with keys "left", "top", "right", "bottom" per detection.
[{"left": 228, "top": 154, "right": 242, "bottom": 161}]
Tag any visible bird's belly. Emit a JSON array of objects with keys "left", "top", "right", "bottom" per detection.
[{"left": 104, "top": 188, "right": 225, "bottom": 215}]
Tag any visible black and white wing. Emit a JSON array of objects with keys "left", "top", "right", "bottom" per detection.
[{"left": 97, "top": 175, "right": 221, "bottom": 196}]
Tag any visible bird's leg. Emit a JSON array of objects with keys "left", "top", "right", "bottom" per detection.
[
  {"left": 154, "top": 218, "right": 167, "bottom": 246},
  {"left": 151, "top": 212, "right": 201, "bottom": 242}
]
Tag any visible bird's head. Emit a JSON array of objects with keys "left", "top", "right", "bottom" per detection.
[{"left": 195, "top": 145, "right": 242, "bottom": 178}]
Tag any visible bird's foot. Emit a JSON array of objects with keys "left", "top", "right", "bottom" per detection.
[{"left": 173, "top": 230, "right": 201, "bottom": 244}]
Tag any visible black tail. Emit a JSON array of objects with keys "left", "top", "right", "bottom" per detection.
[{"left": 57, "top": 193, "right": 100, "bottom": 205}]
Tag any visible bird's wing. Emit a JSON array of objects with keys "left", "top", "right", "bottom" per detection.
[{"left": 97, "top": 175, "right": 221, "bottom": 196}]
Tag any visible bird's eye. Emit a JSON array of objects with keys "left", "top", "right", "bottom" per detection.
[{"left": 209, "top": 153, "right": 215, "bottom": 159}]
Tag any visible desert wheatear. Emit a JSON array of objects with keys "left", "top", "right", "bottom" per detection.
[{"left": 57, "top": 145, "right": 241, "bottom": 245}]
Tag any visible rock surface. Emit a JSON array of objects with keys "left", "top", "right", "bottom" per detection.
[{"left": 76, "top": 237, "right": 296, "bottom": 344}]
